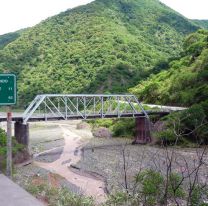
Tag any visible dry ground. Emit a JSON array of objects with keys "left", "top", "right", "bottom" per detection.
[{"left": 13, "top": 121, "right": 208, "bottom": 204}]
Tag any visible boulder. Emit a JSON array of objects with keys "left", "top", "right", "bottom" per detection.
[
  {"left": 76, "top": 122, "right": 91, "bottom": 130},
  {"left": 92, "top": 127, "right": 112, "bottom": 138}
]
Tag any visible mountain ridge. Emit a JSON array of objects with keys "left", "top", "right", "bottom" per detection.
[
  {"left": 192, "top": 19, "right": 208, "bottom": 30},
  {"left": 130, "top": 29, "right": 208, "bottom": 106},
  {"left": 0, "top": 0, "right": 200, "bottom": 105}
]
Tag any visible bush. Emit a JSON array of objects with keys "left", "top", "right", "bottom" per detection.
[
  {"left": 190, "top": 185, "right": 208, "bottom": 206},
  {"left": 0, "top": 128, "right": 7, "bottom": 145},
  {"left": 168, "top": 173, "right": 185, "bottom": 199},
  {"left": 105, "top": 192, "right": 131, "bottom": 206},
  {"left": 155, "top": 100, "right": 208, "bottom": 145},
  {"left": 26, "top": 183, "right": 95, "bottom": 206},
  {"left": 89, "top": 118, "right": 135, "bottom": 138},
  {"left": 112, "top": 119, "right": 135, "bottom": 137},
  {"left": 88, "top": 119, "right": 114, "bottom": 129},
  {"left": 106, "top": 170, "right": 187, "bottom": 206},
  {"left": 106, "top": 191, "right": 143, "bottom": 206},
  {"left": 0, "top": 128, "right": 25, "bottom": 171},
  {"left": 135, "top": 169, "right": 164, "bottom": 206}
]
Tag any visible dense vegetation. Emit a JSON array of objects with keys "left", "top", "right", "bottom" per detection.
[
  {"left": 0, "top": 128, "right": 24, "bottom": 171},
  {"left": 130, "top": 30, "right": 208, "bottom": 144},
  {"left": 89, "top": 118, "right": 135, "bottom": 138},
  {"left": 107, "top": 169, "right": 208, "bottom": 206},
  {"left": 0, "top": 0, "right": 199, "bottom": 106},
  {"left": 130, "top": 29, "right": 208, "bottom": 106},
  {"left": 0, "top": 32, "right": 20, "bottom": 49},
  {"left": 192, "top": 20, "right": 208, "bottom": 30},
  {"left": 0, "top": 30, "right": 25, "bottom": 49}
]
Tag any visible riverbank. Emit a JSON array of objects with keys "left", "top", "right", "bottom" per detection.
[
  {"left": 13, "top": 121, "right": 208, "bottom": 205},
  {"left": 14, "top": 121, "right": 106, "bottom": 205}
]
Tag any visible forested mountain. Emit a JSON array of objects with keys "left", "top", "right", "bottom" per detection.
[
  {"left": 130, "top": 29, "right": 208, "bottom": 106},
  {"left": 0, "top": 0, "right": 199, "bottom": 105},
  {"left": 192, "top": 20, "right": 208, "bottom": 30},
  {"left": 0, "top": 32, "right": 21, "bottom": 49}
]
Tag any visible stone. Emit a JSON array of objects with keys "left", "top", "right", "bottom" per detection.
[{"left": 92, "top": 127, "right": 112, "bottom": 138}]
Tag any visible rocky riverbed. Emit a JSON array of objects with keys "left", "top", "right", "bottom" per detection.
[{"left": 13, "top": 120, "right": 208, "bottom": 205}]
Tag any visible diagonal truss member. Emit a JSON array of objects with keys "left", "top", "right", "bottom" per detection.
[{"left": 22, "top": 94, "right": 149, "bottom": 124}]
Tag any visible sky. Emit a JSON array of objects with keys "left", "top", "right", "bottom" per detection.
[
  {"left": 160, "top": 0, "right": 208, "bottom": 20},
  {"left": 0, "top": 0, "right": 208, "bottom": 35}
]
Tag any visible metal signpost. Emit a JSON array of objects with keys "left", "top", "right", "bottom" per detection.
[{"left": 0, "top": 74, "right": 17, "bottom": 178}]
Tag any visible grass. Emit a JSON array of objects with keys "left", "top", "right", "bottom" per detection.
[{"left": 26, "top": 182, "right": 95, "bottom": 206}]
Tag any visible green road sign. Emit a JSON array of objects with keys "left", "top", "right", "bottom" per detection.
[{"left": 0, "top": 74, "right": 17, "bottom": 105}]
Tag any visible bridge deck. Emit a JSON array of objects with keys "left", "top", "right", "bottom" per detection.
[{"left": 0, "top": 111, "right": 169, "bottom": 122}]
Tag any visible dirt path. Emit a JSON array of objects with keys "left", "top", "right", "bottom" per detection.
[{"left": 34, "top": 122, "right": 106, "bottom": 204}]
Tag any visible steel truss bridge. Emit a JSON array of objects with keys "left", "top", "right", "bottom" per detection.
[
  {"left": 0, "top": 94, "right": 176, "bottom": 145},
  {"left": 21, "top": 94, "right": 152, "bottom": 124}
]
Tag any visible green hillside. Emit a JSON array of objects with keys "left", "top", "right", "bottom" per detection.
[
  {"left": 130, "top": 29, "right": 208, "bottom": 106},
  {"left": 130, "top": 29, "right": 208, "bottom": 143},
  {"left": 192, "top": 19, "right": 208, "bottom": 30},
  {"left": 0, "top": 0, "right": 199, "bottom": 105},
  {"left": 0, "top": 32, "right": 21, "bottom": 49}
]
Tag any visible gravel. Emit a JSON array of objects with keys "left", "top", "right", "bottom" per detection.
[
  {"left": 14, "top": 121, "right": 208, "bottom": 199},
  {"left": 14, "top": 163, "right": 82, "bottom": 195},
  {"left": 76, "top": 138, "right": 208, "bottom": 194},
  {"left": 14, "top": 122, "right": 82, "bottom": 195},
  {"left": 34, "top": 146, "right": 64, "bottom": 163}
]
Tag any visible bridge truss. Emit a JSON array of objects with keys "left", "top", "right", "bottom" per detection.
[{"left": 22, "top": 94, "right": 149, "bottom": 124}]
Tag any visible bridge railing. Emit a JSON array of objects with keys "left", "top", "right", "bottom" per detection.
[{"left": 22, "top": 94, "right": 149, "bottom": 124}]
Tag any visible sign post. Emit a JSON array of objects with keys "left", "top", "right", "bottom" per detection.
[
  {"left": 6, "top": 107, "right": 12, "bottom": 178},
  {"left": 0, "top": 74, "right": 17, "bottom": 178}
]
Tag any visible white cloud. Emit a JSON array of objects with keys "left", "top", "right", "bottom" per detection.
[
  {"left": 0, "top": 0, "right": 94, "bottom": 35},
  {"left": 160, "top": 0, "right": 208, "bottom": 19},
  {"left": 0, "top": 0, "right": 208, "bottom": 35}
]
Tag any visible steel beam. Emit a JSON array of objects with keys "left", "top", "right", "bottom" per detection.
[{"left": 22, "top": 94, "right": 148, "bottom": 124}]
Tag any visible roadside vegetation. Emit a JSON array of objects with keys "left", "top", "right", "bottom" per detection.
[
  {"left": 0, "top": 128, "right": 25, "bottom": 172},
  {"left": 26, "top": 182, "right": 94, "bottom": 206}
]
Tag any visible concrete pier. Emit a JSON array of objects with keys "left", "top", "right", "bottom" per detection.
[
  {"left": 14, "top": 122, "right": 29, "bottom": 146},
  {"left": 133, "top": 117, "right": 151, "bottom": 144}
]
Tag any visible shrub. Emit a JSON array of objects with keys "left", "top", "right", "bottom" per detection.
[
  {"left": 168, "top": 173, "right": 185, "bottom": 199},
  {"left": 26, "top": 183, "right": 94, "bottom": 206},
  {"left": 155, "top": 100, "right": 208, "bottom": 145},
  {"left": 134, "top": 169, "right": 164, "bottom": 206},
  {"left": 0, "top": 128, "right": 25, "bottom": 171},
  {"left": 190, "top": 185, "right": 208, "bottom": 206},
  {"left": 0, "top": 128, "right": 7, "bottom": 145},
  {"left": 112, "top": 119, "right": 135, "bottom": 137},
  {"left": 89, "top": 118, "right": 135, "bottom": 138}
]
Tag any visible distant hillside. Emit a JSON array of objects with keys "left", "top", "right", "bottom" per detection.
[
  {"left": 0, "top": 32, "right": 20, "bottom": 49},
  {"left": 192, "top": 19, "right": 208, "bottom": 30},
  {"left": 130, "top": 29, "right": 208, "bottom": 106},
  {"left": 0, "top": 0, "right": 199, "bottom": 105}
]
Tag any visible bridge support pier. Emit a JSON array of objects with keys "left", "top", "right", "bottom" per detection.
[
  {"left": 133, "top": 117, "right": 151, "bottom": 144},
  {"left": 14, "top": 122, "right": 29, "bottom": 147}
]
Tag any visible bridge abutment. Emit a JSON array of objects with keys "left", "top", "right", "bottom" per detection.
[
  {"left": 14, "top": 122, "right": 29, "bottom": 147},
  {"left": 133, "top": 117, "right": 151, "bottom": 144}
]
